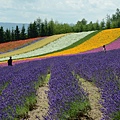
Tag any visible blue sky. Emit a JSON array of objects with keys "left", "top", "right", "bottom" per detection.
[{"left": 0, "top": 0, "right": 120, "bottom": 24}]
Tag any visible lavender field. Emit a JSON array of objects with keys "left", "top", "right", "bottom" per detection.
[{"left": 0, "top": 48, "right": 120, "bottom": 120}]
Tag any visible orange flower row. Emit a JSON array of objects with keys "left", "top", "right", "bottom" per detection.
[
  {"left": 0, "top": 37, "right": 43, "bottom": 53},
  {"left": 37, "top": 28, "right": 120, "bottom": 58}
]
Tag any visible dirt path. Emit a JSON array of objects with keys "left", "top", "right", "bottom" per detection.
[
  {"left": 79, "top": 77, "right": 103, "bottom": 120},
  {"left": 23, "top": 84, "right": 49, "bottom": 120}
]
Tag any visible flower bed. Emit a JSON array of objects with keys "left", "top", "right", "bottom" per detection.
[
  {"left": 82, "top": 38, "right": 120, "bottom": 54},
  {"left": 42, "top": 28, "right": 120, "bottom": 58},
  {"left": 66, "top": 48, "right": 120, "bottom": 120},
  {"left": 44, "top": 58, "right": 90, "bottom": 119},
  {"left": 0, "top": 34, "right": 66, "bottom": 59},
  {"left": 4, "top": 31, "right": 94, "bottom": 60},
  {"left": 0, "top": 59, "right": 50, "bottom": 119},
  {"left": 0, "top": 48, "right": 120, "bottom": 119},
  {"left": 0, "top": 37, "right": 44, "bottom": 53}
]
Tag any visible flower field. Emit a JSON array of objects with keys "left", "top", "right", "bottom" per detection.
[
  {"left": 0, "top": 37, "right": 45, "bottom": 54},
  {"left": 39, "top": 28, "right": 120, "bottom": 58},
  {"left": 0, "top": 28, "right": 120, "bottom": 120},
  {"left": 0, "top": 31, "right": 94, "bottom": 61},
  {"left": 82, "top": 37, "right": 120, "bottom": 54},
  {"left": 0, "top": 34, "right": 66, "bottom": 59}
]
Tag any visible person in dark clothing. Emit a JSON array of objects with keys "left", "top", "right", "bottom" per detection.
[
  {"left": 8, "top": 56, "right": 12, "bottom": 66},
  {"left": 103, "top": 45, "right": 106, "bottom": 53}
]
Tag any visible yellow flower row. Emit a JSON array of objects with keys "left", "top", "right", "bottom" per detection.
[
  {"left": 0, "top": 34, "right": 66, "bottom": 58},
  {"left": 38, "top": 28, "right": 120, "bottom": 58}
]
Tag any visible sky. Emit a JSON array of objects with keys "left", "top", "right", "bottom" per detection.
[{"left": 0, "top": 0, "right": 120, "bottom": 24}]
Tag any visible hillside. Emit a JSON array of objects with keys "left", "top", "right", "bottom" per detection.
[{"left": 0, "top": 28, "right": 120, "bottom": 120}]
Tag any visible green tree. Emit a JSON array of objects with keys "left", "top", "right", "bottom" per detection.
[
  {"left": 74, "top": 21, "right": 83, "bottom": 32},
  {"left": 93, "top": 20, "right": 100, "bottom": 30},
  {"left": 81, "top": 18, "right": 87, "bottom": 25},
  {"left": 35, "top": 18, "right": 42, "bottom": 36},
  {"left": 44, "top": 19, "right": 48, "bottom": 36},
  {"left": 0, "top": 26, "right": 4, "bottom": 43},
  {"left": 15, "top": 25, "right": 20, "bottom": 40},
  {"left": 11, "top": 27, "right": 15, "bottom": 41},
  {"left": 20, "top": 25, "right": 26, "bottom": 40},
  {"left": 27, "top": 23, "right": 32, "bottom": 38},
  {"left": 106, "top": 15, "right": 111, "bottom": 29},
  {"left": 5, "top": 29, "right": 11, "bottom": 42},
  {"left": 87, "top": 21, "right": 94, "bottom": 31},
  {"left": 32, "top": 21, "right": 38, "bottom": 37},
  {"left": 27, "top": 22, "right": 38, "bottom": 38},
  {"left": 40, "top": 23, "right": 45, "bottom": 36},
  {"left": 100, "top": 19, "right": 105, "bottom": 29},
  {"left": 115, "top": 8, "right": 120, "bottom": 19},
  {"left": 48, "top": 19, "right": 55, "bottom": 35}
]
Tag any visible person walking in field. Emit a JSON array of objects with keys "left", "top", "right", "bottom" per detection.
[
  {"left": 8, "top": 56, "right": 13, "bottom": 66},
  {"left": 103, "top": 45, "right": 106, "bottom": 53}
]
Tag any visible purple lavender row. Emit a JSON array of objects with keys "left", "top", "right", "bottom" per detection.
[
  {"left": 0, "top": 59, "right": 50, "bottom": 119},
  {"left": 0, "top": 47, "right": 120, "bottom": 119},
  {"left": 44, "top": 57, "right": 88, "bottom": 119},
  {"left": 66, "top": 48, "right": 120, "bottom": 119}
]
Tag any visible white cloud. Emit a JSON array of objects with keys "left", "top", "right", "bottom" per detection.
[{"left": 0, "top": 0, "right": 120, "bottom": 24}]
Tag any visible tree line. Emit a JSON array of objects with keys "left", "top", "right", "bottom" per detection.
[{"left": 0, "top": 8, "right": 120, "bottom": 43}]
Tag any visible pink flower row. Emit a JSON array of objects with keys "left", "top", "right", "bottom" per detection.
[{"left": 82, "top": 38, "right": 120, "bottom": 54}]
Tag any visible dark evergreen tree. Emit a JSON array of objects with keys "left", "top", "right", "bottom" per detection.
[
  {"left": 15, "top": 25, "right": 20, "bottom": 40},
  {"left": 20, "top": 25, "right": 26, "bottom": 40},
  {"left": 35, "top": 18, "right": 42, "bottom": 36},
  {"left": 40, "top": 23, "right": 45, "bottom": 36},
  {"left": 0, "top": 26, "right": 4, "bottom": 43},
  {"left": 32, "top": 21, "right": 38, "bottom": 37},
  {"left": 27, "top": 23, "right": 33, "bottom": 38},
  {"left": 48, "top": 19, "right": 54, "bottom": 35},
  {"left": 11, "top": 27, "right": 15, "bottom": 41},
  {"left": 5, "top": 29, "right": 11, "bottom": 42},
  {"left": 44, "top": 19, "right": 48, "bottom": 36}
]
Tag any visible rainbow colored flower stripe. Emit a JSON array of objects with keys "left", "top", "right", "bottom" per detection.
[
  {"left": 0, "top": 31, "right": 94, "bottom": 61},
  {"left": 0, "top": 37, "right": 42, "bottom": 53},
  {"left": 0, "top": 28, "right": 120, "bottom": 66},
  {"left": 39, "top": 28, "right": 120, "bottom": 58},
  {"left": 0, "top": 34, "right": 66, "bottom": 58}
]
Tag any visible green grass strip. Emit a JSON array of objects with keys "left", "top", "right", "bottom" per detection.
[
  {"left": 59, "top": 100, "right": 91, "bottom": 120},
  {"left": 111, "top": 111, "right": 120, "bottom": 120},
  {"left": 0, "top": 82, "right": 10, "bottom": 95}
]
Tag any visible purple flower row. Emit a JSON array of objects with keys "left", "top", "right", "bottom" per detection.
[
  {"left": 66, "top": 49, "right": 120, "bottom": 119},
  {"left": 82, "top": 38, "right": 120, "bottom": 54},
  {"left": 0, "top": 59, "right": 50, "bottom": 119},
  {"left": 44, "top": 57, "right": 88, "bottom": 119}
]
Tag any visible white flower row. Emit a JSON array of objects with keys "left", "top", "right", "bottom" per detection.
[{"left": 0, "top": 31, "right": 94, "bottom": 61}]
